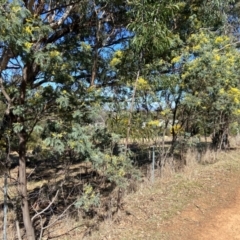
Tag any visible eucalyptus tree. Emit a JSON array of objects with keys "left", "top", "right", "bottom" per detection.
[
  {"left": 0, "top": 0, "right": 238, "bottom": 238},
  {"left": 144, "top": 0, "right": 237, "bottom": 146},
  {"left": 163, "top": 0, "right": 240, "bottom": 149},
  {"left": 106, "top": 0, "right": 236, "bottom": 147},
  {"left": 106, "top": 0, "right": 182, "bottom": 146}
]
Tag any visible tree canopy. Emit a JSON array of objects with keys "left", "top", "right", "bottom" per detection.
[{"left": 1, "top": 0, "right": 240, "bottom": 239}]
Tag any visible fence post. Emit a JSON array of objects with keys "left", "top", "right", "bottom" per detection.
[{"left": 151, "top": 145, "right": 155, "bottom": 184}]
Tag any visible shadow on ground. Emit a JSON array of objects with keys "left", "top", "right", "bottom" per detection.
[{"left": 4, "top": 148, "right": 133, "bottom": 239}]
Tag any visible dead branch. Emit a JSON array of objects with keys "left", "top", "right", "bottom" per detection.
[
  {"left": 27, "top": 166, "right": 36, "bottom": 179},
  {"left": 16, "top": 220, "right": 22, "bottom": 240},
  {"left": 31, "top": 190, "right": 59, "bottom": 222},
  {"left": 0, "top": 77, "right": 11, "bottom": 104},
  {"left": 50, "top": 5, "right": 74, "bottom": 29},
  {"left": 0, "top": 48, "right": 13, "bottom": 71},
  {"left": 47, "top": 224, "right": 85, "bottom": 239},
  {"left": 42, "top": 200, "right": 77, "bottom": 231}
]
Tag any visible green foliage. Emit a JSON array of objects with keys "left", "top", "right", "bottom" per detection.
[
  {"left": 127, "top": 0, "right": 180, "bottom": 53},
  {"left": 75, "top": 184, "right": 100, "bottom": 211},
  {"left": 181, "top": 31, "right": 240, "bottom": 127},
  {"left": 97, "top": 152, "right": 138, "bottom": 187},
  {"left": 0, "top": 0, "right": 240, "bottom": 235},
  {"left": 13, "top": 123, "right": 23, "bottom": 133}
]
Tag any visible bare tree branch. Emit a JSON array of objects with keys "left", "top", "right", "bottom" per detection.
[
  {"left": 0, "top": 48, "right": 13, "bottom": 72},
  {"left": 27, "top": 0, "right": 34, "bottom": 14},
  {"left": 16, "top": 220, "right": 22, "bottom": 240},
  {"left": 31, "top": 190, "right": 59, "bottom": 222},
  {"left": 47, "top": 224, "right": 85, "bottom": 239},
  {"left": 217, "top": 40, "right": 240, "bottom": 52},
  {"left": 0, "top": 77, "right": 11, "bottom": 104},
  {"left": 50, "top": 5, "right": 74, "bottom": 29},
  {"left": 42, "top": 200, "right": 77, "bottom": 230}
]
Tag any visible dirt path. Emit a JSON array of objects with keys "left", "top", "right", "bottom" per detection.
[
  {"left": 199, "top": 193, "right": 240, "bottom": 239},
  {"left": 165, "top": 174, "right": 240, "bottom": 240},
  {"left": 187, "top": 188, "right": 240, "bottom": 240},
  {"left": 89, "top": 151, "right": 240, "bottom": 240}
]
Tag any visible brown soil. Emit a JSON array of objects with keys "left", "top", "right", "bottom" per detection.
[
  {"left": 89, "top": 150, "right": 240, "bottom": 240},
  {"left": 164, "top": 173, "right": 240, "bottom": 240},
  {"left": 2, "top": 150, "right": 240, "bottom": 240},
  {"left": 195, "top": 189, "right": 240, "bottom": 240}
]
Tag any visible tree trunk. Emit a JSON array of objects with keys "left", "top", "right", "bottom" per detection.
[
  {"left": 18, "top": 131, "right": 35, "bottom": 240},
  {"left": 3, "top": 172, "right": 8, "bottom": 240},
  {"left": 91, "top": 7, "right": 101, "bottom": 87}
]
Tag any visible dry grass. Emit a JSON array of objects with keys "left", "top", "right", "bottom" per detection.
[
  {"left": 0, "top": 209, "right": 17, "bottom": 240},
  {"left": 87, "top": 145, "right": 240, "bottom": 240},
  {"left": 1, "top": 138, "right": 240, "bottom": 239},
  {"left": 120, "top": 136, "right": 172, "bottom": 145}
]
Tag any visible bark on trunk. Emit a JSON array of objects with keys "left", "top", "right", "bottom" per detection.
[
  {"left": 18, "top": 132, "right": 35, "bottom": 240},
  {"left": 3, "top": 172, "right": 8, "bottom": 240}
]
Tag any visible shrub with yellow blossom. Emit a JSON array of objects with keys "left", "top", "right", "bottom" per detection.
[
  {"left": 137, "top": 77, "right": 151, "bottom": 91},
  {"left": 110, "top": 50, "right": 124, "bottom": 67},
  {"left": 176, "top": 30, "right": 240, "bottom": 142}
]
